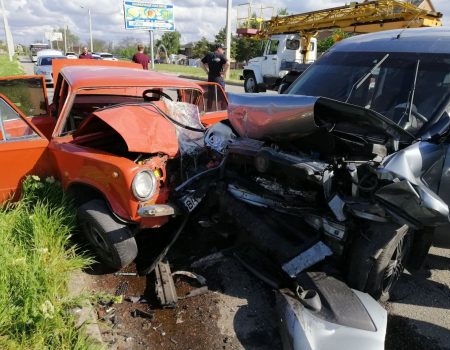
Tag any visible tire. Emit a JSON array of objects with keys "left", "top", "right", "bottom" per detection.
[
  {"left": 347, "top": 223, "right": 412, "bottom": 301},
  {"left": 244, "top": 72, "right": 259, "bottom": 93},
  {"left": 77, "top": 199, "right": 138, "bottom": 270}
]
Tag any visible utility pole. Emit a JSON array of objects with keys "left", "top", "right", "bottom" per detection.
[
  {"left": 64, "top": 26, "right": 68, "bottom": 53},
  {"left": 88, "top": 8, "right": 93, "bottom": 52},
  {"left": 149, "top": 30, "right": 155, "bottom": 70},
  {"left": 225, "top": 0, "right": 232, "bottom": 79},
  {"left": 80, "top": 5, "right": 93, "bottom": 52},
  {"left": 0, "top": 0, "right": 14, "bottom": 62}
]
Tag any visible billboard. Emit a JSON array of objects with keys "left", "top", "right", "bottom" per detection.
[
  {"left": 45, "top": 32, "right": 63, "bottom": 41},
  {"left": 123, "top": 1, "right": 174, "bottom": 31}
]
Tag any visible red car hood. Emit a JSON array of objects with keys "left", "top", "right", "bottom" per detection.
[{"left": 74, "top": 104, "right": 179, "bottom": 157}]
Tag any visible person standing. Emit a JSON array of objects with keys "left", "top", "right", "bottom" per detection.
[
  {"left": 201, "top": 43, "right": 230, "bottom": 89},
  {"left": 132, "top": 44, "right": 149, "bottom": 70},
  {"left": 79, "top": 47, "right": 93, "bottom": 59}
]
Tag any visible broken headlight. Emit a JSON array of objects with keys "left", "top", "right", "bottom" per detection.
[{"left": 132, "top": 170, "right": 157, "bottom": 201}]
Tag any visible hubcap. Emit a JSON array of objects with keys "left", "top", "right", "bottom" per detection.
[{"left": 382, "top": 234, "right": 409, "bottom": 295}]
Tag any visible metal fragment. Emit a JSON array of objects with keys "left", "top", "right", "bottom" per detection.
[{"left": 155, "top": 261, "right": 178, "bottom": 308}]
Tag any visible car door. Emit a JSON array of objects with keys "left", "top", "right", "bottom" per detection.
[
  {"left": 0, "top": 93, "right": 49, "bottom": 203},
  {"left": 196, "top": 82, "right": 229, "bottom": 126},
  {"left": 0, "top": 76, "right": 54, "bottom": 139}
]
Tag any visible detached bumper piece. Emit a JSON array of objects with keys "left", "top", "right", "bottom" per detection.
[
  {"left": 138, "top": 204, "right": 176, "bottom": 218},
  {"left": 277, "top": 272, "right": 387, "bottom": 350}
]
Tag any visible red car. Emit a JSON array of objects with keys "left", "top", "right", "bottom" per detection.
[{"left": 0, "top": 60, "right": 227, "bottom": 270}]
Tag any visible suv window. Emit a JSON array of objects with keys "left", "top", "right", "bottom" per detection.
[{"left": 0, "top": 98, "right": 38, "bottom": 141}]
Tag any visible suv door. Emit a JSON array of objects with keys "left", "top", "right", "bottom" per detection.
[
  {"left": 0, "top": 93, "right": 49, "bottom": 202},
  {"left": 197, "top": 82, "right": 229, "bottom": 126},
  {"left": 0, "top": 76, "right": 54, "bottom": 139}
]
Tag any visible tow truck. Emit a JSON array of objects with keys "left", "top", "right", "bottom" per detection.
[{"left": 238, "top": 0, "right": 442, "bottom": 93}]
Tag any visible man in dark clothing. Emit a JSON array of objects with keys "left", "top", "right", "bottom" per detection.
[
  {"left": 201, "top": 43, "right": 230, "bottom": 89},
  {"left": 132, "top": 44, "right": 149, "bottom": 70},
  {"left": 79, "top": 47, "right": 93, "bottom": 59}
]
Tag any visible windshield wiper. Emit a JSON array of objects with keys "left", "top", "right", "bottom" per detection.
[
  {"left": 398, "top": 59, "right": 421, "bottom": 126},
  {"left": 345, "top": 54, "right": 390, "bottom": 103}
]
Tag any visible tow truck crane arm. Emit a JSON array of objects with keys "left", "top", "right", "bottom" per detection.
[{"left": 238, "top": 0, "right": 442, "bottom": 62}]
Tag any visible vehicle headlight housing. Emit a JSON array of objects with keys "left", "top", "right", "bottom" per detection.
[{"left": 132, "top": 170, "right": 157, "bottom": 201}]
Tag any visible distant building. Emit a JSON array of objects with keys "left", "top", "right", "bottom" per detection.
[{"left": 180, "top": 42, "right": 194, "bottom": 58}]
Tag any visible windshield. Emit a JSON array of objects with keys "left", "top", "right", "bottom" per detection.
[
  {"left": 39, "top": 57, "right": 63, "bottom": 66},
  {"left": 288, "top": 51, "right": 450, "bottom": 135}
]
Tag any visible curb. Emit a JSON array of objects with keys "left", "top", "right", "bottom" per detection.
[{"left": 68, "top": 271, "right": 105, "bottom": 346}]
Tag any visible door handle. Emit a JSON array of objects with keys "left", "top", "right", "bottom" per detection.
[{"left": 272, "top": 58, "right": 277, "bottom": 60}]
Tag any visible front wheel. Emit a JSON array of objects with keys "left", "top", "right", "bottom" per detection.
[
  {"left": 77, "top": 199, "right": 138, "bottom": 270},
  {"left": 244, "top": 72, "right": 259, "bottom": 93},
  {"left": 347, "top": 223, "right": 412, "bottom": 301}
]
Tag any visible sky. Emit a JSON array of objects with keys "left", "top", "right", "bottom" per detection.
[{"left": 1, "top": 0, "right": 450, "bottom": 47}]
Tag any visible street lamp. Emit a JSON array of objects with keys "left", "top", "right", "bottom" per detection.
[{"left": 80, "top": 5, "right": 93, "bottom": 52}]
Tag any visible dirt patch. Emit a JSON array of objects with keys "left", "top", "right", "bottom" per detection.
[{"left": 87, "top": 256, "right": 280, "bottom": 350}]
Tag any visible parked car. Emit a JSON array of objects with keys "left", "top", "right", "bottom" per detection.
[
  {"left": 0, "top": 60, "right": 228, "bottom": 271},
  {"left": 65, "top": 52, "right": 78, "bottom": 59},
  {"left": 93, "top": 52, "right": 118, "bottom": 61},
  {"left": 33, "top": 55, "right": 65, "bottom": 85}
]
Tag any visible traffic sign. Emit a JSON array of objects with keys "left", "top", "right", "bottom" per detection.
[{"left": 123, "top": 1, "right": 175, "bottom": 31}]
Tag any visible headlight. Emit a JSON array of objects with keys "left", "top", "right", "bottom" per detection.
[{"left": 132, "top": 170, "right": 157, "bottom": 201}]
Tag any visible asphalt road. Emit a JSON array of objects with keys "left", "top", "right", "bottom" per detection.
[{"left": 20, "top": 59, "right": 450, "bottom": 349}]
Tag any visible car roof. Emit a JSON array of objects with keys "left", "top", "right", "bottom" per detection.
[
  {"left": 331, "top": 27, "right": 450, "bottom": 54},
  {"left": 60, "top": 65, "right": 203, "bottom": 90}
]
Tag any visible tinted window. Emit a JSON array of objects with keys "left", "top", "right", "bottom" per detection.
[{"left": 288, "top": 51, "right": 450, "bottom": 135}]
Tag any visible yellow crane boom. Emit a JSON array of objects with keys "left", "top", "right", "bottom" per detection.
[{"left": 237, "top": 0, "right": 442, "bottom": 38}]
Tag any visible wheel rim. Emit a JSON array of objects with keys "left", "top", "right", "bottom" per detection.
[
  {"left": 246, "top": 77, "right": 256, "bottom": 92},
  {"left": 382, "top": 234, "right": 410, "bottom": 295}
]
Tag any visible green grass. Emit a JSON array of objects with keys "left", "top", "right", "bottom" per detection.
[
  {"left": 0, "top": 176, "right": 99, "bottom": 349},
  {"left": 0, "top": 55, "right": 24, "bottom": 77},
  {"left": 154, "top": 63, "right": 243, "bottom": 83}
]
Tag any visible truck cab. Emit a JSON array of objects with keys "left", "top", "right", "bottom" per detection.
[{"left": 242, "top": 34, "right": 317, "bottom": 93}]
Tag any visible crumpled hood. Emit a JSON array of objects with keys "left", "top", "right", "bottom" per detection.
[
  {"left": 227, "top": 93, "right": 414, "bottom": 145},
  {"left": 74, "top": 104, "right": 179, "bottom": 157}
]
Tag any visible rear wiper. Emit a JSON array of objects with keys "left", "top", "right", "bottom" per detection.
[{"left": 345, "top": 54, "right": 390, "bottom": 103}]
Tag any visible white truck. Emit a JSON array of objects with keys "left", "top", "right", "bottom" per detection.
[{"left": 241, "top": 34, "right": 317, "bottom": 93}]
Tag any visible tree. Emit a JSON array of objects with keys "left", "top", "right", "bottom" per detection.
[
  {"left": 155, "top": 31, "right": 181, "bottom": 55},
  {"left": 92, "top": 39, "right": 106, "bottom": 52},
  {"left": 113, "top": 37, "right": 142, "bottom": 59},
  {"left": 192, "top": 37, "right": 211, "bottom": 58},
  {"left": 317, "top": 29, "right": 350, "bottom": 53},
  {"left": 235, "top": 36, "right": 262, "bottom": 63},
  {"left": 277, "top": 8, "right": 289, "bottom": 16}
]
